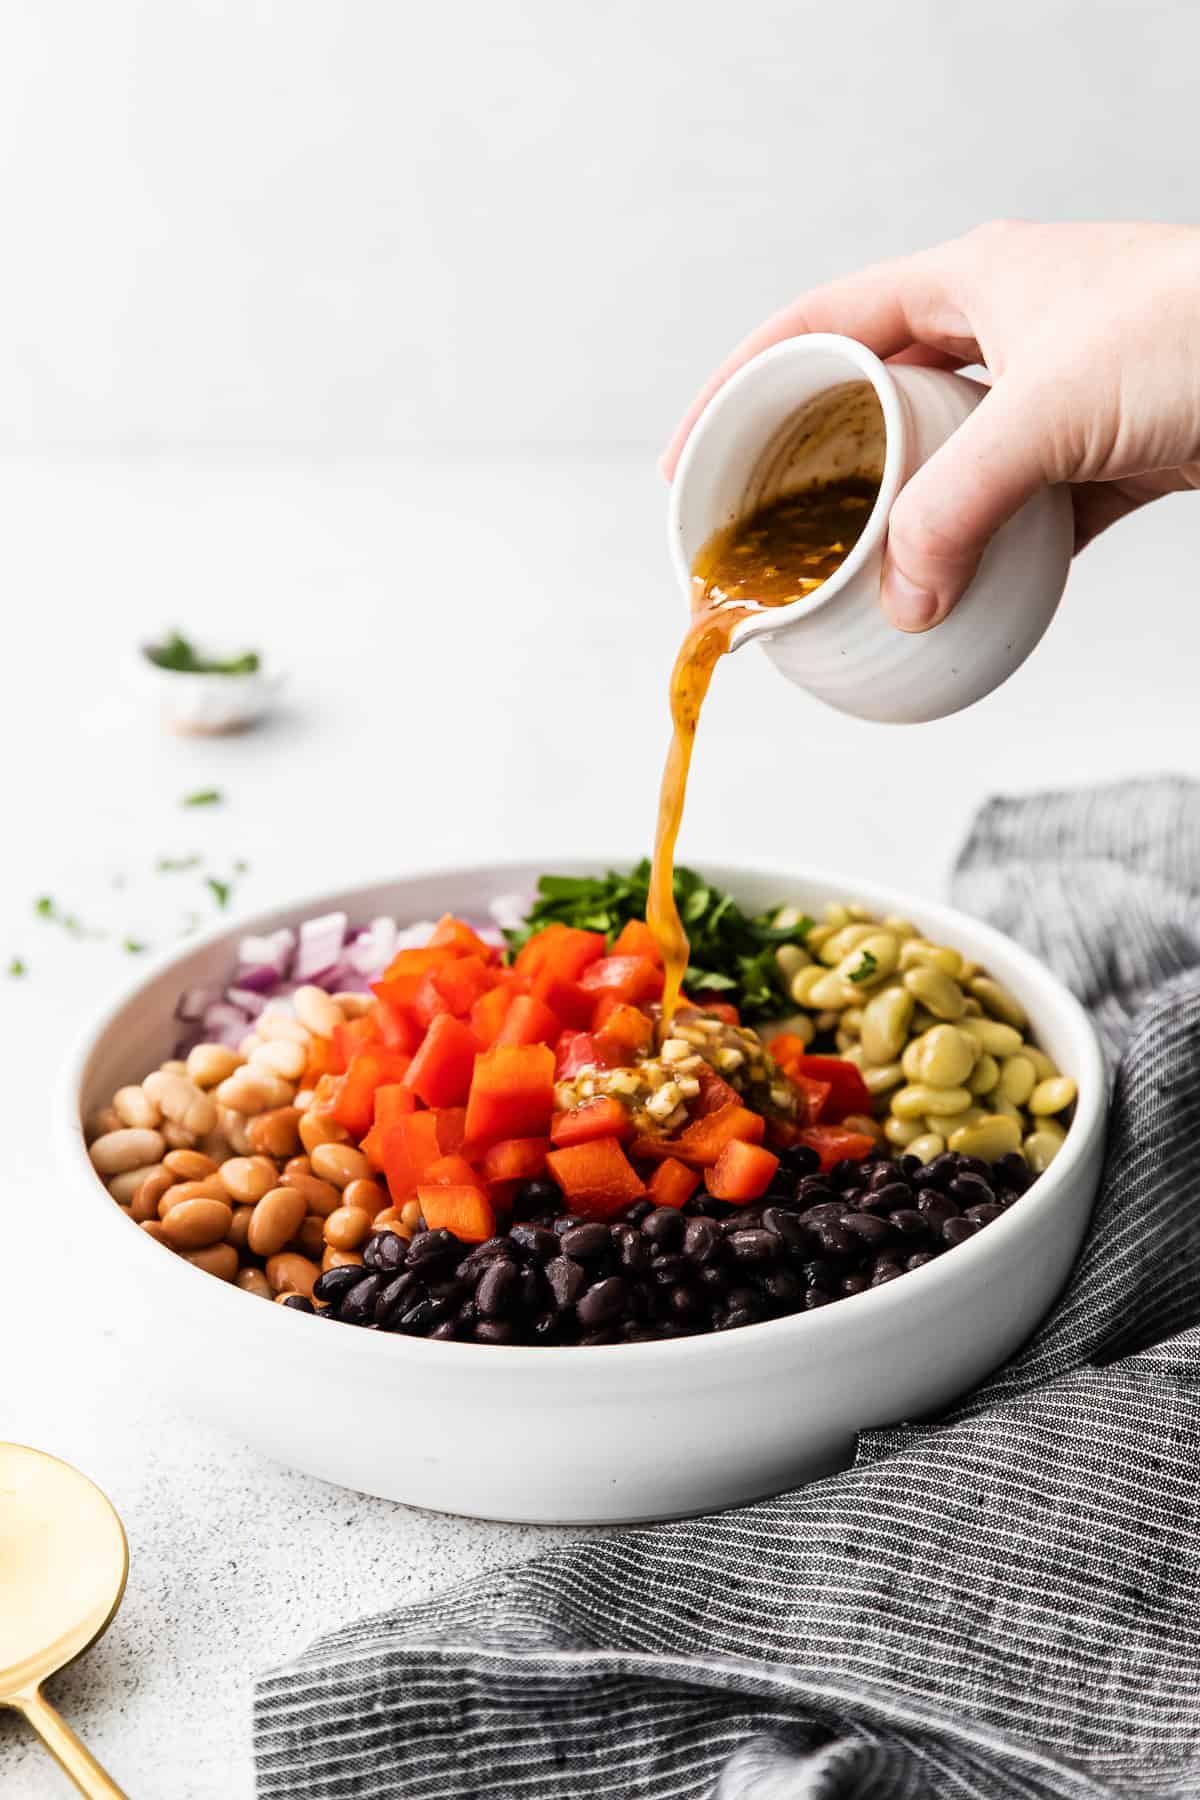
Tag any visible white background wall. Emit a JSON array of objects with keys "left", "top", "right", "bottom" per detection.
[{"left": 3, "top": 0, "right": 1198, "bottom": 452}]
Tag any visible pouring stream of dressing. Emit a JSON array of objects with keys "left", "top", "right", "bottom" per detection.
[{"left": 647, "top": 476, "right": 878, "bottom": 1021}]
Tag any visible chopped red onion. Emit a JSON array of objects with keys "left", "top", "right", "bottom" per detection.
[
  {"left": 226, "top": 986, "right": 268, "bottom": 1018},
  {"left": 202, "top": 999, "right": 254, "bottom": 1047},
  {"left": 294, "top": 912, "right": 348, "bottom": 982},
  {"left": 176, "top": 985, "right": 222, "bottom": 1023}
]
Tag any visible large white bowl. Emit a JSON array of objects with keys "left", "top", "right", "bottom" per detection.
[{"left": 60, "top": 861, "right": 1106, "bottom": 1525}]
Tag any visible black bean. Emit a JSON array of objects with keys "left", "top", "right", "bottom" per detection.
[
  {"left": 870, "top": 1262, "right": 904, "bottom": 1286},
  {"left": 761, "top": 1206, "right": 807, "bottom": 1249},
  {"left": 761, "top": 1268, "right": 802, "bottom": 1304},
  {"left": 997, "top": 1152, "right": 1033, "bottom": 1193},
  {"left": 623, "top": 1199, "right": 655, "bottom": 1224},
  {"left": 797, "top": 1177, "right": 836, "bottom": 1204},
  {"left": 517, "top": 1266, "right": 545, "bottom": 1310},
  {"left": 476, "top": 1259, "right": 520, "bottom": 1318},
  {"left": 780, "top": 1143, "right": 820, "bottom": 1177},
  {"left": 509, "top": 1224, "right": 560, "bottom": 1262},
  {"left": 927, "top": 1152, "right": 962, "bottom": 1190},
  {"left": 530, "top": 1310, "right": 559, "bottom": 1341},
  {"left": 715, "top": 1307, "right": 756, "bottom": 1331},
  {"left": 943, "top": 1215, "right": 982, "bottom": 1247},
  {"left": 668, "top": 1283, "right": 704, "bottom": 1319},
  {"left": 950, "top": 1172, "right": 995, "bottom": 1207},
  {"left": 406, "top": 1228, "right": 459, "bottom": 1268},
  {"left": 682, "top": 1194, "right": 720, "bottom": 1217},
  {"left": 559, "top": 1222, "right": 611, "bottom": 1261},
  {"left": 888, "top": 1208, "right": 929, "bottom": 1238},
  {"left": 899, "top": 1154, "right": 922, "bottom": 1178},
  {"left": 545, "top": 1255, "right": 585, "bottom": 1308},
  {"left": 816, "top": 1223, "right": 853, "bottom": 1256},
  {"left": 682, "top": 1216, "right": 721, "bottom": 1263},
  {"left": 612, "top": 1225, "right": 652, "bottom": 1274},
  {"left": 429, "top": 1320, "right": 458, "bottom": 1340},
  {"left": 313, "top": 1264, "right": 369, "bottom": 1305},
  {"left": 282, "top": 1294, "right": 315, "bottom": 1312},
  {"left": 473, "top": 1319, "right": 514, "bottom": 1344},
  {"left": 906, "top": 1251, "right": 936, "bottom": 1271},
  {"left": 641, "top": 1207, "right": 685, "bottom": 1250},
  {"left": 867, "top": 1181, "right": 913, "bottom": 1213},
  {"left": 727, "top": 1228, "right": 778, "bottom": 1265},
  {"left": 650, "top": 1253, "right": 687, "bottom": 1286},
  {"left": 579, "top": 1327, "right": 620, "bottom": 1345},
  {"left": 801, "top": 1258, "right": 838, "bottom": 1288},
  {"left": 917, "top": 1192, "right": 960, "bottom": 1227},
  {"left": 455, "top": 1299, "right": 478, "bottom": 1331},
  {"left": 363, "top": 1230, "right": 408, "bottom": 1273},
  {"left": 339, "top": 1273, "right": 386, "bottom": 1326},
  {"left": 696, "top": 1262, "right": 729, "bottom": 1293},
  {"left": 374, "top": 1270, "right": 421, "bottom": 1327},
  {"left": 841, "top": 1273, "right": 870, "bottom": 1296},
  {"left": 830, "top": 1159, "right": 864, "bottom": 1188},
  {"left": 399, "top": 1297, "right": 451, "bottom": 1334},
  {"left": 576, "top": 1276, "right": 629, "bottom": 1327},
  {"left": 965, "top": 1204, "right": 1003, "bottom": 1227},
  {"left": 514, "top": 1178, "right": 560, "bottom": 1218},
  {"left": 840, "top": 1212, "right": 891, "bottom": 1247},
  {"left": 804, "top": 1288, "right": 834, "bottom": 1308},
  {"left": 798, "top": 1201, "right": 844, "bottom": 1227},
  {"left": 553, "top": 1214, "right": 585, "bottom": 1237}
]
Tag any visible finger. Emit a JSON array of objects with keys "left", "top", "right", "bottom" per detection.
[
  {"left": 660, "top": 251, "right": 977, "bottom": 479},
  {"left": 881, "top": 378, "right": 1048, "bottom": 632},
  {"left": 886, "top": 345, "right": 967, "bottom": 371}
]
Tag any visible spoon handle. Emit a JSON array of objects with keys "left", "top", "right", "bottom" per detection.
[{"left": 15, "top": 1688, "right": 128, "bottom": 1799}]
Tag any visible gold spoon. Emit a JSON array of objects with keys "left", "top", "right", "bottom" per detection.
[{"left": 0, "top": 1444, "right": 129, "bottom": 1798}]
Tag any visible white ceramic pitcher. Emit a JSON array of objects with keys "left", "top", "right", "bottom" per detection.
[{"left": 668, "top": 334, "right": 1073, "bottom": 724}]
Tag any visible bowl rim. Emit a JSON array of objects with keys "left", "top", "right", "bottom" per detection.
[{"left": 58, "top": 854, "right": 1107, "bottom": 1372}]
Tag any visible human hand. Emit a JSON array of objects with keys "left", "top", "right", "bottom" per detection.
[{"left": 662, "top": 221, "right": 1200, "bottom": 630}]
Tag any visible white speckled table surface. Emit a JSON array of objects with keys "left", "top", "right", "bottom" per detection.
[{"left": 3, "top": 452, "right": 1199, "bottom": 1796}]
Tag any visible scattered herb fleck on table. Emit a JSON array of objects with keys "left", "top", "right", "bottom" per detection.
[
  {"left": 146, "top": 633, "right": 260, "bottom": 676},
  {"left": 181, "top": 789, "right": 223, "bottom": 809}
]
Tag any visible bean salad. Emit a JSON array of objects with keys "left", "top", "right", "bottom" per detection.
[{"left": 85, "top": 879, "right": 1077, "bottom": 1345}]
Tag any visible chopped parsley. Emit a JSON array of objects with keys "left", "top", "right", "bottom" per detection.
[
  {"left": 122, "top": 938, "right": 149, "bottom": 955},
  {"left": 182, "top": 789, "right": 223, "bottom": 808},
  {"left": 146, "top": 633, "right": 260, "bottom": 676},
  {"left": 33, "top": 896, "right": 94, "bottom": 937},
  {"left": 156, "top": 854, "right": 202, "bottom": 873},
  {"left": 206, "top": 876, "right": 232, "bottom": 910},
  {"left": 7, "top": 957, "right": 26, "bottom": 978},
  {"left": 505, "top": 862, "right": 813, "bottom": 1021},
  {"left": 848, "top": 949, "right": 879, "bottom": 984}
]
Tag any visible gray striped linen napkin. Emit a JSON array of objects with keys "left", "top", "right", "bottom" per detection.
[{"left": 255, "top": 776, "right": 1200, "bottom": 1800}]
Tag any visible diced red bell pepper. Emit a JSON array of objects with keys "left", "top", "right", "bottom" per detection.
[
  {"left": 470, "top": 982, "right": 516, "bottom": 1048},
  {"left": 301, "top": 1034, "right": 339, "bottom": 1088},
  {"left": 778, "top": 1054, "right": 872, "bottom": 1123},
  {"left": 765, "top": 1115, "right": 801, "bottom": 1152},
  {"left": 436, "top": 1106, "right": 468, "bottom": 1155},
  {"left": 545, "top": 1136, "right": 645, "bottom": 1219},
  {"left": 402, "top": 1013, "right": 478, "bottom": 1109},
  {"left": 480, "top": 1137, "right": 550, "bottom": 1185},
  {"left": 515, "top": 924, "right": 607, "bottom": 982},
  {"left": 555, "top": 1030, "right": 613, "bottom": 1079},
  {"left": 579, "top": 955, "right": 664, "bottom": 1007},
  {"left": 673, "top": 1102, "right": 766, "bottom": 1168},
  {"left": 647, "top": 1157, "right": 700, "bottom": 1209},
  {"left": 495, "top": 993, "right": 561, "bottom": 1049},
  {"left": 417, "top": 1184, "right": 496, "bottom": 1243},
  {"left": 381, "top": 1111, "right": 443, "bottom": 1201},
  {"left": 371, "top": 996, "right": 423, "bottom": 1054},
  {"left": 611, "top": 918, "right": 663, "bottom": 964},
  {"left": 692, "top": 1064, "right": 741, "bottom": 1116},
  {"left": 360, "top": 1082, "right": 418, "bottom": 1169},
  {"left": 464, "top": 1043, "right": 556, "bottom": 1146},
  {"left": 423, "top": 1153, "right": 479, "bottom": 1187},
  {"left": 531, "top": 967, "right": 593, "bottom": 1029},
  {"left": 332, "top": 1046, "right": 414, "bottom": 1139},
  {"left": 331, "top": 1013, "right": 383, "bottom": 1074},
  {"left": 705, "top": 1139, "right": 779, "bottom": 1203},
  {"left": 419, "top": 955, "right": 497, "bottom": 1023},
  {"left": 426, "top": 914, "right": 496, "bottom": 960},
  {"left": 693, "top": 998, "right": 740, "bottom": 1026},
  {"left": 792, "top": 1076, "right": 833, "bottom": 1127},
  {"left": 378, "top": 943, "right": 458, "bottom": 990},
  {"left": 593, "top": 1002, "right": 655, "bottom": 1059},
  {"left": 795, "top": 1124, "right": 876, "bottom": 1172},
  {"left": 550, "top": 1096, "right": 633, "bottom": 1148}
]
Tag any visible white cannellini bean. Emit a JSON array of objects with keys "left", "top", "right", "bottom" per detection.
[
  {"left": 292, "top": 985, "right": 344, "bottom": 1038},
  {"left": 112, "top": 1085, "right": 162, "bottom": 1130},
  {"left": 142, "top": 1069, "right": 217, "bottom": 1137},
  {"left": 257, "top": 1013, "right": 312, "bottom": 1046},
  {"left": 89, "top": 1128, "right": 167, "bottom": 1175},
  {"left": 250, "top": 1039, "right": 307, "bottom": 1081}
]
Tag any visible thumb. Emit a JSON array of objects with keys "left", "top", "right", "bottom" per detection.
[{"left": 881, "top": 379, "right": 1049, "bottom": 631}]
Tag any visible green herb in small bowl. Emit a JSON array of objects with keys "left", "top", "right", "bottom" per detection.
[{"left": 144, "top": 633, "right": 260, "bottom": 676}]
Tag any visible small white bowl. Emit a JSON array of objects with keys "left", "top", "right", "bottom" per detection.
[
  {"left": 134, "top": 645, "right": 284, "bottom": 734},
  {"left": 59, "top": 860, "right": 1106, "bottom": 1524}
]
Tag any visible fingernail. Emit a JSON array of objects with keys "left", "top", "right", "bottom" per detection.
[{"left": 882, "top": 567, "right": 940, "bottom": 631}]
